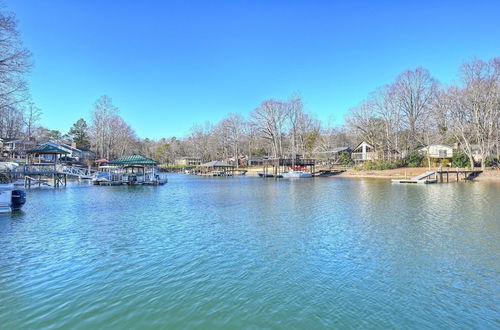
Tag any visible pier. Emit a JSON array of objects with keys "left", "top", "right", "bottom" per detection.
[
  {"left": 3, "top": 145, "right": 101, "bottom": 188},
  {"left": 392, "top": 169, "right": 483, "bottom": 184},
  {"left": 262, "top": 158, "right": 315, "bottom": 177}
]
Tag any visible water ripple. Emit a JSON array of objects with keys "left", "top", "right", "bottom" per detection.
[{"left": 0, "top": 175, "right": 498, "bottom": 328}]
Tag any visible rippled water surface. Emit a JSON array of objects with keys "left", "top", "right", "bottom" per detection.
[{"left": 0, "top": 175, "right": 499, "bottom": 329}]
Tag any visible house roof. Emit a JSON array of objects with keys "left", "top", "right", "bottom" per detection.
[
  {"left": 108, "top": 154, "right": 159, "bottom": 165},
  {"left": 77, "top": 146, "right": 93, "bottom": 152},
  {"left": 26, "top": 144, "right": 70, "bottom": 154},
  {"left": 0, "top": 137, "right": 18, "bottom": 143},
  {"left": 353, "top": 141, "right": 374, "bottom": 152},
  {"left": 418, "top": 144, "right": 453, "bottom": 149},
  {"left": 199, "top": 161, "right": 233, "bottom": 167}
]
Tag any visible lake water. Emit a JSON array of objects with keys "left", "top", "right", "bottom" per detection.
[{"left": 0, "top": 175, "right": 498, "bottom": 329}]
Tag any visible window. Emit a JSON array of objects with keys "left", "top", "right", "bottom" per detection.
[{"left": 438, "top": 149, "right": 447, "bottom": 158}]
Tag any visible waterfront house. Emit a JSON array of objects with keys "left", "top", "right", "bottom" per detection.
[
  {"left": 39, "top": 142, "right": 96, "bottom": 164},
  {"left": 0, "top": 137, "right": 37, "bottom": 159},
  {"left": 242, "top": 155, "right": 271, "bottom": 167},
  {"left": 313, "top": 147, "right": 352, "bottom": 165},
  {"left": 352, "top": 141, "right": 377, "bottom": 162},
  {"left": 174, "top": 157, "right": 202, "bottom": 166},
  {"left": 418, "top": 144, "right": 454, "bottom": 159}
]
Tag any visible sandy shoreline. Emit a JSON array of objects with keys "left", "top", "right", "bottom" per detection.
[
  {"left": 244, "top": 166, "right": 500, "bottom": 182},
  {"left": 340, "top": 168, "right": 500, "bottom": 182}
]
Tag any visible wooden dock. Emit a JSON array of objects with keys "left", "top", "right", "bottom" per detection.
[
  {"left": 392, "top": 169, "right": 483, "bottom": 184},
  {"left": 5, "top": 164, "right": 100, "bottom": 188},
  {"left": 262, "top": 158, "right": 315, "bottom": 177}
]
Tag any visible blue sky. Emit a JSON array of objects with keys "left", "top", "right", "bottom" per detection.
[{"left": 7, "top": 0, "right": 500, "bottom": 139}]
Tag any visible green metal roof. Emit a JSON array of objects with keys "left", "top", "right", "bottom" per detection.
[
  {"left": 26, "top": 144, "right": 69, "bottom": 154},
  {"left": 108, "top": 154, "right": 159, "bottom": 165}
]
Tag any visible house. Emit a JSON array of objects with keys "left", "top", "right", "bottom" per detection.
[
  {"left": 313, "top": 147, "right": 352, "bottom": 164},
  {"left": 39, "top": 142, "right": 96, "bottom": 163},
  {"left": 174, "top": 157, "right": 202, "bottom": 166},
  {"left": 352, "top": 141, "right": 377, "bottom": 162},
  {"left": 0, "top": 137, "right": 37, "bottom": 159},
  {"left": 418, "top": 144, "right": 454, "bottom": 159}
]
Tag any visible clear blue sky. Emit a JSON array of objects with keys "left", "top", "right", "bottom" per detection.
[{"left": 7, "top": 0, "right": 500, "bottom": 139}]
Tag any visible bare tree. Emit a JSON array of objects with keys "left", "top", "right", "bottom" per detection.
[
  {"left": 392, "top": 68, "right": 438, "bottom": 150},
  {"left": 444, "top": 57, "right": 499, "bottom": 169},
  {"left": 250, "top": 99, "right": 288, "bottom": 158},
  {"left": 0, "top": 4, "right": 32, "bottom": 122},
  {"left": 216, "top": 113, "right": 246, "bottom": 167},
  {"left": 345, "top": 101, "right": 386, "bottom": 155},
  {"left": 369, "top": 86, "right": 403, "bottom": 159},
  {"left": 89, "top": 95, "right": 137, "bottom": 159},
  {"left": 23, "top": 102, "right": 41, "bottom": 138}
]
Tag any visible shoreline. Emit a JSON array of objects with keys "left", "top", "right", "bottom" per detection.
[
  {"left": 242, "top": 167, "right": 500, "bottom": 182},
  {"left": 338, "top": 168, "right": 500, "bottom": 182}
]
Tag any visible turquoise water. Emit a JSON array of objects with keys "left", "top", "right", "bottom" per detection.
[{"left": 0, "top": 175, "right": 499, "bottom": 329}]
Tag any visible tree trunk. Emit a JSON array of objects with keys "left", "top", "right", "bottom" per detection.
[{"left": 469, "top": 155, "right": 475, "bottom": 170}]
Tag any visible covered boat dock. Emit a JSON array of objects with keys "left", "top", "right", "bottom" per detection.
[{"left": 95, "top": 154, "right": 167, "bottom": 185}]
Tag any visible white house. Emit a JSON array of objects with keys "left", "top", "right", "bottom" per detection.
[{"left": 418, "top": 144, "right": 454, "bottom": 159}]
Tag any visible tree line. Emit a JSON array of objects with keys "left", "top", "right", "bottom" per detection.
[
  {"left": 0, "top": 4, "right": 498, "bottom": 169},
  {"left": 346, "top": 58, "right": 499, "bottom": 170}
]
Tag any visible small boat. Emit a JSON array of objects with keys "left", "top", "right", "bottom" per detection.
[
  {"left": 281, "top": 170, "right": 312, "bottom": 178},
  {"left": 0, "top": 174, "right": 26, "bottom": 213},
  {"left": 0, "top": 162, "right": 19, "bottom": 171},
  {"left": 258, "top": 172, "right": 274, "bottom": 178}
]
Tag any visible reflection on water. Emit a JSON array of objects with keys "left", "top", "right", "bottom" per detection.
[{"left": 0, "top": 175, "right": 498, "bottom": 328}]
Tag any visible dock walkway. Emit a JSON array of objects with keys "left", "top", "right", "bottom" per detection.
[
  {"left": 392, "top": 169, "right": 483, "bottom": 184},
  {"left": 5, "top": 164, "right": 102, "bottom": 187}
]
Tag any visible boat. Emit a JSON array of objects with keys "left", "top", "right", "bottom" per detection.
[
  {"left": 0, "top": 162, "right": 19, "bottom": 171},
  {"left": 258, "top": 172, "right": 283, "bottom": 178},
  {"left": 281, "top": 170, "right": 312, "bottom": 178},
  {"left": 0, "top": 174, "right": 26, "bottom": 213}
]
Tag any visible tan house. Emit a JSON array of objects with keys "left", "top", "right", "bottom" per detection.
[{"left": 175, "top": 157, "right": 202, "bottom": 166}]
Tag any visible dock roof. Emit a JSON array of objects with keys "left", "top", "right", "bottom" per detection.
[
  {"left": 199, "top": 161, "right": 233, "bottom": 167},
  {"left": 26, "top": 144, "right": 69, "bottom": 154},
  {"left": 108, "top": 154, "right": 159, "bottom": 165}
]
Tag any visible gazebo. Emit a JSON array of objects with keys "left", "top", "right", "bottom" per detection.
[
  {"left": 25, "top": 144, "right": 70, "bottom": 187},
  {"left": 26, "top": 144, "right": 69, "bottom": 166},
  {"left": 95, "top": 158, "right": 109, "bottom": 169},
  {"left": 108, "top": 154, "right": 159, "bottom": 166}
]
